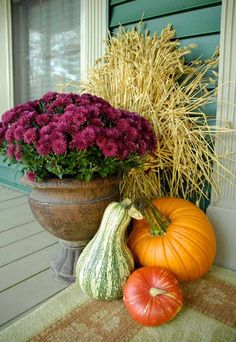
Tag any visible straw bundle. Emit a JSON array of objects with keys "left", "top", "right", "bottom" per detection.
[{"left": 81, "top": 25, "right": 233, "bottom": 204}]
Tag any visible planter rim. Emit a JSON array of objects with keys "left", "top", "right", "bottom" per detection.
[{"left": 21, "top": 176, "right": 121, "bottom": 189}]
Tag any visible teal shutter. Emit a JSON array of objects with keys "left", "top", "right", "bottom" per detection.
[
  {"left": 109, "top": 0, "right": 221, "bottom": 124},
  {"left": 109, "top": 0, "right": 221, "bottom": 61}
]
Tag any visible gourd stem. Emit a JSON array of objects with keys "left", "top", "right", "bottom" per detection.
[
  {"left": 133, "top": 198, "right": 170, "bottom": 236},
  {"left": 120, "top": 198, "right": 132, "bottom": 209}
]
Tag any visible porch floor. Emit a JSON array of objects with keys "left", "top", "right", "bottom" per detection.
[{"left": 0, "top": 185, "right": 68, "bottom": 330}]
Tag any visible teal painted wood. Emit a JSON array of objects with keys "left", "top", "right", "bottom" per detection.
[
  {"left": 112, "top": 5, "right": 221, "bottom": 38},
  {"left": 179, "top": 35, "right": 219, "bottom": 90},
  {"left": 110, "top": 0, "right": 222, "bottom": 28},
  {"left": 0, "top": 159, "right": 18, "bottom": 185},
  {"left": 110, "top": 0, "right": 129, "bottom": 5},
  {"left": 180, "top": 34, "right": 220, "bottom": 61},
  {"left": 0, "top": 178, "right": 30, "bottom": 193},
  {"left": 0, "top": 158, "right": 30, "bottom": 193},
  {"left": 203, "top": 102, "right": 217, "bottom": 118},
  {"left": 177, "top": 34, "right": 219, "bottom": 87}
]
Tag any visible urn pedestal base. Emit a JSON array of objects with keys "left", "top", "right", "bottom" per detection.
[{"left": 50, "top": 240, "right": 89, "bottom": 283}]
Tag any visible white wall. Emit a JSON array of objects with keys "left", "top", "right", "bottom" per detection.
[
  {"left": 0, "top": 0, "right": 14, "bottom": 116},
  {"left": 80, "top": 0, "right": 107, "bottom": 80},
  {"left": 207, "top": 0, "right": 236, "bottom": 271}
]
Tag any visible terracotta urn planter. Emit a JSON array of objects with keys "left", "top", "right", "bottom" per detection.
[{"left": 24, "top": 177, "right": 120, "bottom": 283}]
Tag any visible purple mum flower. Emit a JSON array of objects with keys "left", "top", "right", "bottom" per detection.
[
  {"left": 50, "top": 130, "right": 65, "bottom": 141},
  {"left": 47, "top": 93, "right": 73, "bottom": 112},
  {"left": 7, "top": 144, "right": 15, "bottom": 158},
  {"left": 57, "top": 121, "right": 70, "bottom": 133},
  {"left": 41, "top": 91, "right": 58, "bottom": 103},
  {"left": 0, "top": 90, "right": 157, "bottom": 181},
  {"left": 99, "top": 140, "right": 118, "bottom": 157},
  {"left": 15, "top": 144, "right": 22, "bottom": 161},
  {"left": 17, "top": 116, "right": 30, "bottom": 128},
  {"left": 0, "top": 127, "right": 6, "bottom": 139},
  {"left": 71, "top": 112, "right": 88, "bottom": 129},
  {"left": 117, "top": 118, "right": 131, "bottom": 131},
  {"left": 26, "top": 171, "right": 36, "bottom": 182},
  {"left": 103, "top": 107, "right": 122, "bottom": 122},
  {"left": 52, "top": 138, "right": 67, "bottom": 155},
  {"left": 137, "top": 140, "right": 148, "bottom": 155},
  {"left": 23, "top": 128, "right": 38, "bottom": 144},
  {"left": 2, "top": 109, "right": 17, "bottom": 127},
  {"left": 5, "top": 127, "right": 15, "bottom": 143},
  {"left": 14, "top": 125, "right": 25, "bottom": 141},
  {"left": 70, "top": 131, "right": 91, "bottom": 150},
  {"left": 104, "top": 128, "right": 120, "bottom": 139},
  {"left": 35, "top": 114, "right": 52, "bottom": 126},
  {"left": 40, "top": 125, "right": 53, "bottom": 136},
  {"left": 89, "top": 118, "right": 104, "bottom": 127},
  {"left": 36, "top": 140, "right": 51, "bottom": 155},
  {"left": 80, "top": 126, "right": 96, "bottom": 145}
]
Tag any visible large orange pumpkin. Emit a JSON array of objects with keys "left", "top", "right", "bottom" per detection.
[{"left": 128, "top": 198, "right": 216, "bottom": 281}]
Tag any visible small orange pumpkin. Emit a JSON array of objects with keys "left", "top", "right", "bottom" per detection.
[
  {"left": 128, "top": 198, "right": 216, "bottom": 281},
  {"left": 123, "top": 266, "right": 183, "bottom": 326}
]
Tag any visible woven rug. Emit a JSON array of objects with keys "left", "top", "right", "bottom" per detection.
[{"left": 0, "top": 265, "right": 236, "bottom": 342}]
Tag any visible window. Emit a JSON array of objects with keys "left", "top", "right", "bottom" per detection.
[{"left": 12, "top": 0, "right": 81, "bottom": 104}]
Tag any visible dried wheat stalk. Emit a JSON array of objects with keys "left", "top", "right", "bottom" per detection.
[{"left": 77, "top": 25, "right": 235, "bottom": 204}]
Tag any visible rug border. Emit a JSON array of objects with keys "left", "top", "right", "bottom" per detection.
[{"left": 0, "top": 264, "right": 235, "bottom": 342}]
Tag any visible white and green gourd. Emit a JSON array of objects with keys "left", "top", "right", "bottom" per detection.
[{"left": 76, "top": 199, "right": 142, "bottom": 301}]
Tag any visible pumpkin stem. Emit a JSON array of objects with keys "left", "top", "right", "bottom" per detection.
[
  {"left": 132, "top": 198, "right": 170, "bottom": 236},
  {"left": 149, "top": 287, "right": 167, "bottom": 297}
]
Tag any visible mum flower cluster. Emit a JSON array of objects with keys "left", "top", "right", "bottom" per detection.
[{"left": 0, "top": 92, "right": 157, "bottom": 181}]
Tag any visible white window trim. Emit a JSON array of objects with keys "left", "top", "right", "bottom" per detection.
[
  {"left": 207, "top": 0, "right": 236, "bottom": 271},
  {"left": 0, "top": 0, "right": 14, "bottom": 116},
  {"left": 0, "top": 0, "right": 108, "bottom": 116},
  {"left": 80, "top": 0, "right": 108, "bottom": 80}
]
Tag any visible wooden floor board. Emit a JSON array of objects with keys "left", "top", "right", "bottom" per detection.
[
  {"left": 0, "top": 186, "right": 70, "bottom": 330},
  {"left": 0, "top": 221, "right": 43, "bottom": 247},
  {"left": 0, "top": 188, "right": 25, "bottom": 202},
  {"left": 0, "top": 269, "right": 68, "bottom": 327},
  {"left": 0, "top": 231, "right": 57, "bottom": 267},
  {"left": 0, "top": 290, "right": 67, "bottom": 330},
  {"left": 0, "top": 244, "right": 60, "bottom": 292},
  {"left": 0, "top": 195, "right": 28, "bottom": 211},
  {"left": 0, "top": 204, "right": 36, "bottom": 232}
]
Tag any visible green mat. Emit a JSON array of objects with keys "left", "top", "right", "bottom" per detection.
[{"left": 0, "top": 265, "right": 235, "bottom": 342}]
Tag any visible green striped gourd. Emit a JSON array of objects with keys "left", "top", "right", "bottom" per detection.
[{"left": 76, "top": 199, "right": 139, "bottom": 301}]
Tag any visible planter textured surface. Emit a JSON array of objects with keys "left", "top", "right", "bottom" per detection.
[{"left": 25, "top": 177, "right": 120, "bottom": 283}]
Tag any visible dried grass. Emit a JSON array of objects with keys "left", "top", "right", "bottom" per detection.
[{"left": 76, "top": 25, "right": 235, "bottom": 204}]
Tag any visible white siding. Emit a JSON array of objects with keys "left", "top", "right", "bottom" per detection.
[
  {"left": 0, "top": 0, "right": 14, "bottom": 116},
  {"left": 207, "top": 0, "right": 236, "bottom": 271}
]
